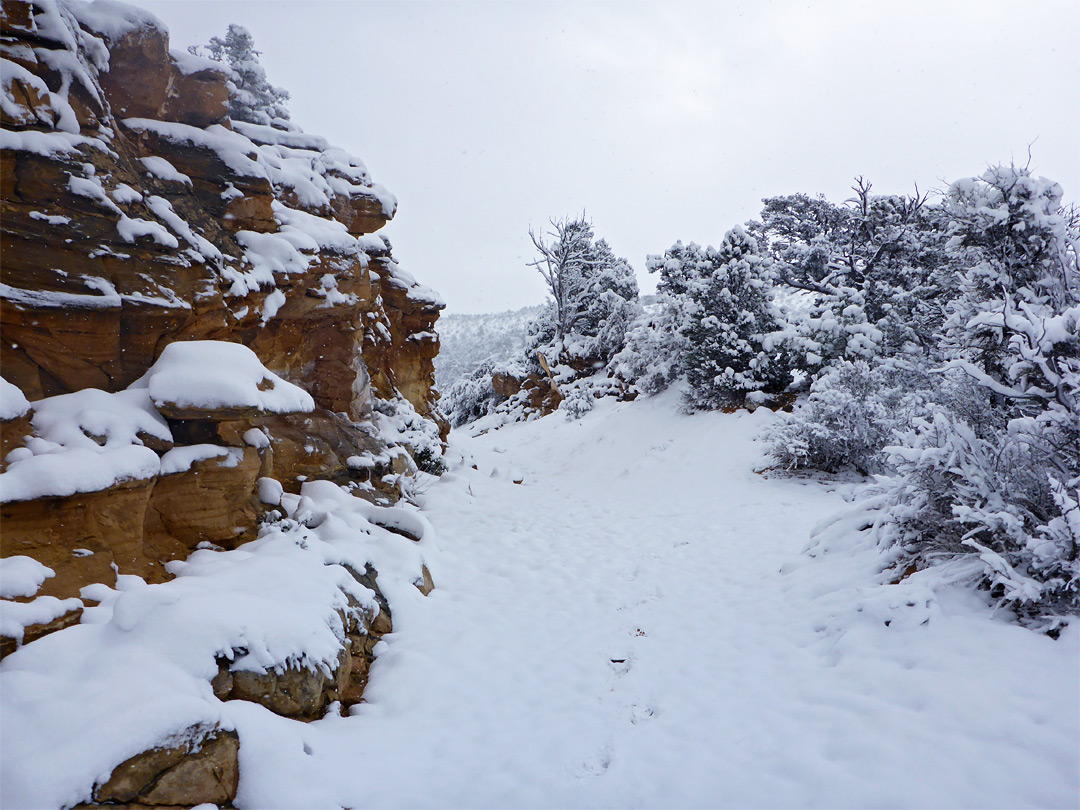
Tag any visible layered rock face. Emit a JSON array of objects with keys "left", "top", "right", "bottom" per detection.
[
  {"left": 1, "top": 0, "right": 446, "bottom": 600},
  {"left": 1, "top": 4, "right": 445, "bottom": 803},
  {"left": 1, "top": 0, "right": 445, "bottom": 423}
]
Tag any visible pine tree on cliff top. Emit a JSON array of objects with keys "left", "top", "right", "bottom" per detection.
[{"left": 191, "top": 24, "right": 290, "bottom": 126}]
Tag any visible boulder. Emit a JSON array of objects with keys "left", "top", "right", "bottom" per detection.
[
  {"left": 211, "top": 561, "right": 399, "bottom": 717},
  {"left": 492, "top": 370, "right": 563, "bottom": 416},
  {"left": 143, "top": 447, "right": 263, "bottom": 561},
  {"left": 162, "top": 56, "right": 229, "bottom": 128},
  {"left": 91, "top": 725, "right": 239, "bottom": 807},
  {"left": 223, "top": 648, "right": 350, "bottom": 719},
  {"left": 415, "top": 563, "right": 435, "bottom": 596}
]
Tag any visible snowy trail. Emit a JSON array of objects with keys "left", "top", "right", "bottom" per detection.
[{"left": 236, "top": 392, "right": 1079, "bottom": 809}]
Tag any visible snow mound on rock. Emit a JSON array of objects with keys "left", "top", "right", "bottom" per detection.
[{"left": 140, "top": 340, "right": 314, "bottom": 415}]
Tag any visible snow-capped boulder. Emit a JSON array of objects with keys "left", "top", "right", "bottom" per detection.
[{"left": 142, "top": 340, "right": 315, "bottom": 420}]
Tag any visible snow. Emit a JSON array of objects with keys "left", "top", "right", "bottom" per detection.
[
  {"left": 259, "top": 288, "right": 287, "bottom": 324},
  {"left": 229, "top": 122, "right": 398, "bottom": 219},
  {"left": 0, "top": 387, "right": 169, "bottom": 503},
  {"left": 0, "top": 480, "right": 429, "bottom": 810},
  {"left": 1, "top": 377, "right": 31, "bottom": 421},
  {"left": 28, "top": 210, "right": 72, "bottom": 225},
  {"left": 139, "top": 340, "right": 315, "bottom": 414},
  {"left": 274, "top": 202, "right": 363, "bottom": 254},
  {"left": 116, "top": 213, "right": 179, "bottom": 247},
  {"left": 68, "top": 173, "right": 122, "bottom": 213},
  {"left": 0, "top": 445, "right": 159, "bottom": 502},
  {"left": 0, "top": 128, "right": 112, "bottom": 157},
  {"left": 0, "top": 556, "right": 54, "bottom": 599},
  {"left": 29, "top": 386, "right": 172, "bottom": 449},
  {"left": 243, "top": 428, "right": 270, "bottom": 449},
  {"left": 1, "top": 389, "right": 1076, "bottom": 807},
  {"left": 232, "top": 120, "right": 332, "bottom": 154},
  {"left": 257, "top": 476, "right": 283, "bottom": 505},
  {"left": 109, "top": 183, "right": 141, "bottom": 204},
  {"left": 0, "top": 595, "right": 83, "bottom": 644},
  {"left": 139, "top": 155, "right": 192, "bottom": 185},
  {"left": 233, "top": 229, "right": 308, "bottom": 291},
  {"left": 66, "top": 0, "right": 167, "bottom": 41},
  {"left": 428, "top": 397, "right": 1080, "bottom": 805},
  {"left": 160, "top": 445, "right": 242, "bottom": 475},
  {"left": 243, "top": 391, "right": 1080, "bottom": 808},
  {"left": 0, "top": 281, "right": 122, "bottom": 309},
  {"left": 169, "top": 48, "right": 227, "bottom": 77}
]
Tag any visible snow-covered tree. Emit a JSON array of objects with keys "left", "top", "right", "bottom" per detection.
[
  {"left": 526, "top": 217, "right": 639, "bottom": 370},
  {"left": 527, "top": 217, "right": 597, "bottom": 347},
  {"left": 941, "top": 164, "right": 1078, "bottom": 385},
  {"left": 679, "top": 227, "right": 793, "bottom": 410},
  {"left": 750, "top": 179, "right": 950, "bottom": 371},
  {"left": 440, "top": 360, "right": 503, "bottom": 428},
  {"left": 766, "top": 358, "right": 933, "bottom": 474},
  {"left": 609, "top": 298, "right": 688, "bottom": 396},
  {"left": 870, "top": 165, "right": 1080, "bottom": 628},
  {"left": 191, "top": 25, "right": 290, "bottom": 126}
]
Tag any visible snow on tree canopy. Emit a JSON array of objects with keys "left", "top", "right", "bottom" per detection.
[{"left": 139, "top": 341, "right": 314, "bottom": 415}]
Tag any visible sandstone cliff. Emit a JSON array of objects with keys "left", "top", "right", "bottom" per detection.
[
  {"left": 1, "top": 0, "right": 446, "bottom": 596},
  {"left": 1, "top": 0, "right": 444, "bottom": 423},
  {"left": 1, "top": 2, "right": 446, "bottom": 804}
]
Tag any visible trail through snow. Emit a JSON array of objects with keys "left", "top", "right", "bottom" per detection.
[{"left": 235, "top": 390, "right": 1079, "bottom": 809}]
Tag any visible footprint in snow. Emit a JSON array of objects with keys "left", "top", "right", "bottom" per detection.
[
  {"left": 578, "top": 745, "right": 613, "bottom": 777},
  {"left": 630, "top": 703, "right": 657, "bottom": 725}
]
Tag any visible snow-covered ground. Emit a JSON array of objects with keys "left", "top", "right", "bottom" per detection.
[
  {"left": 3, "top": 387, "right": 1076, "bottom": 808},
  {"left": 234, "top": 390, "right": 1079, "bottom": 808}
]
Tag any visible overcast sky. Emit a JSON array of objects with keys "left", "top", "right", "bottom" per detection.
[{"left": 140, "top": 0, "right": 1080, "bottom": 314}]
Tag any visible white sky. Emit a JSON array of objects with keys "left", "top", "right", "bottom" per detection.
[{"left": 139, "top": 0, "right": 1080, "bottom": 314}]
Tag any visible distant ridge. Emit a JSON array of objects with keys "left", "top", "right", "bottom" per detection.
[{"left": 435, "top": 304, "right": 544, "bottom": 389}]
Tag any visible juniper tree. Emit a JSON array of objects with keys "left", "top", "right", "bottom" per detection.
[
  {"left": 526, "top": 217, "right": 639, "bottom": 369},
  {"left": 191, "top": 24, "right": 290, "bottom": 126},
  {"left": 858, "top": 165, "right": 1079, "bottom": 627}
]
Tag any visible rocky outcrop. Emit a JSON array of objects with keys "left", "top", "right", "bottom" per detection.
[
  {"left": 2, "top": 477, "right": 160, "bottom": 596},
  {"left": 1, "top": 2, "right": 443, "bottom": 805},
  {"left": 208, "top": 563, "right": 398, "bottom": 719},
  {"left": 492, "top": 365, "right": 564, "bottom": 417},
  {"left": 1, "top": 0, "right": 445, "bottom": 592},
  {"left": 0, "top": 0, "right": 444, "bottom": 423},
  {"left": 87, "top": 726, "right": 240, "bottom": 808}
]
